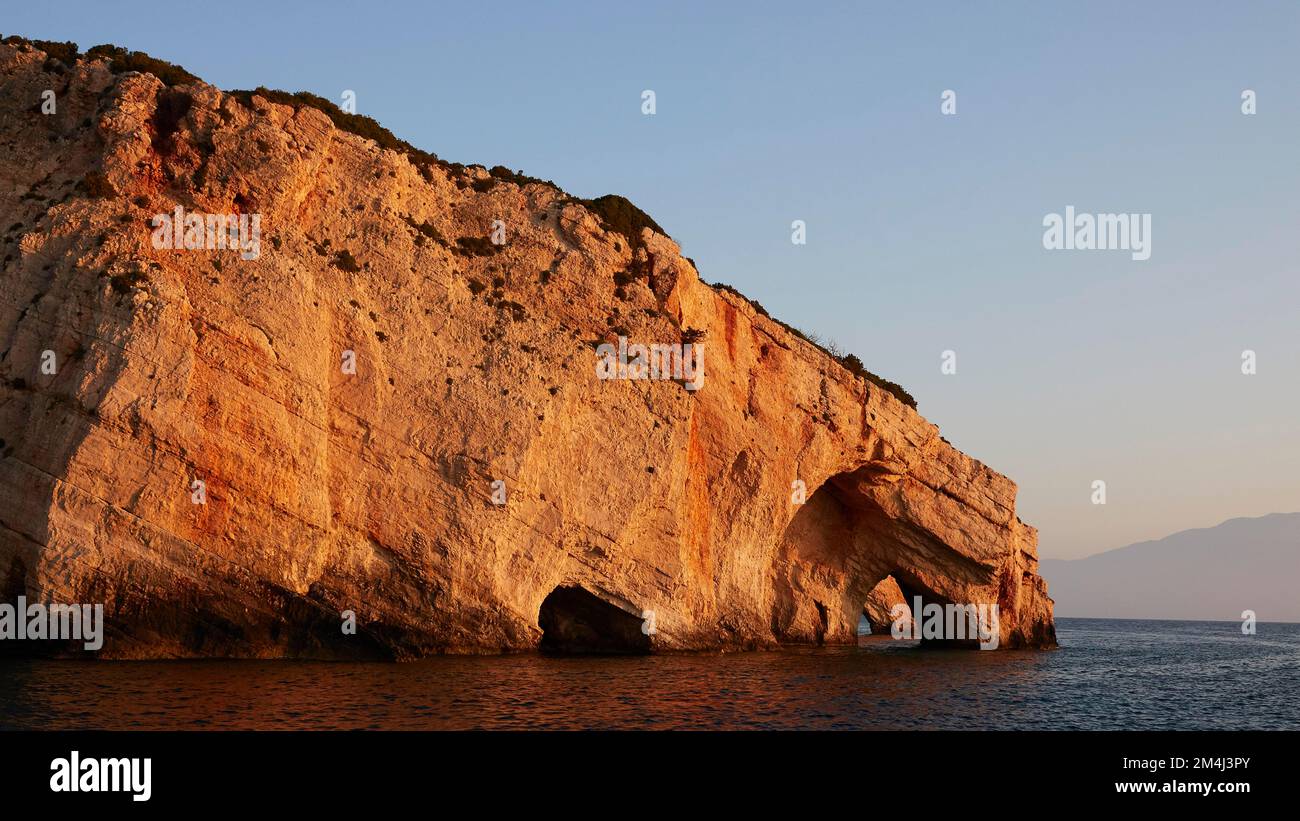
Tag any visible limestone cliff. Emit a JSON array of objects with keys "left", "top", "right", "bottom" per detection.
[{"left": 0, "top": 39, "right": 1055, "bottom": 658}]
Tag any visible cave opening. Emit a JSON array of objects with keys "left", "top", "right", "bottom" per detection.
[
  {"left": 858, "top": 574, "right": 911, "bottom": 637},
  {"left": 537, "top": 585, "right": 651, "bottom": 654},
  {"left": 777, "top": 464, "right": 996, "bottom": 650},
  {"left": 890, "top": 574, "right": 987, "bottom": 649}
]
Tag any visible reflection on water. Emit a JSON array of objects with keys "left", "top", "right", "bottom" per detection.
[{"left": 0, "top": 619, "right": 1295, "bottom": 730}]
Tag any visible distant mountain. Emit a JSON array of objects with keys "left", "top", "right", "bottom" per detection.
[{"left": 1041, "top": 513, "right": 1300, "bottom": 622}]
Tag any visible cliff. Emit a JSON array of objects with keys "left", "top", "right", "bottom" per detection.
[{"left": 0, "top": 38, "right": 1055, "bottom": 657}]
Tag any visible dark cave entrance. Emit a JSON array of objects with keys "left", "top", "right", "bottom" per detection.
[
  {"left": 890, "top": 574, "right": 986, "bottom": 649},
  {"left": 537, "top": 585, "right": 651, "bottom": 654}
]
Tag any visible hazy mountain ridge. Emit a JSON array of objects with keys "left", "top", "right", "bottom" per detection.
[{"left": 1042, "top": 513, "right": 1300, "bottom": 622}]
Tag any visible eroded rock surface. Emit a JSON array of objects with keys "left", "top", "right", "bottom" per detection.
[
  {"left": 862, "top": 576, "right": 909, "bottom": 635},
  {"left": 0, "top": 41, "right": 1055, "bottom": 658}
]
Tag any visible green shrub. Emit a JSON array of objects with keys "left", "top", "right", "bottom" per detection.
[
  {"left": 838, "top": 354, "right": 916, "bottom": 408},
  {"left": 3, "top": 36, "right": 196, "bottom": 86},
  {"left": 2, "top": 36, "right": 79, "bottom": 66},
  {"left": 563, "top": 194, "right": 665, "bottom": 250},
  {"left": 85, "top": 44, "right": 199, "bottom": 86},
  {"left": 488, "top": 165, "right": 554, "bottom": 189},
  {"left": 32, "top": 39, "right": 78, "bottom": 65}
]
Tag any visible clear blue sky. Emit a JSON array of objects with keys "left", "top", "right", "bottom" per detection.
[{"left": 9, "top": 1, "right": 1299, "bottom": 558}]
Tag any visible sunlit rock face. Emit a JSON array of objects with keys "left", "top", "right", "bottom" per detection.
[
  {"left": 862, "top": 576, "right": 908, "bottom": 635},
  {"left": 0, "top": 40, "right": 1055, "bottom": 658}
]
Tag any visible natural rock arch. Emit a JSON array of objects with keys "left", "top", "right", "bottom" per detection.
[{"left": 770, "top": 464, "right": 1049, "bottom": 649}]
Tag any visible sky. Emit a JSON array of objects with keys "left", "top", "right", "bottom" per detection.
[{"left": 7, "top": 1, "right": 1299, "bottom": 559}]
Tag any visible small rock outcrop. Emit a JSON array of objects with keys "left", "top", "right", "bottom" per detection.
[{"left": 862, "top": 576, "right": 909, "bottom": 635}]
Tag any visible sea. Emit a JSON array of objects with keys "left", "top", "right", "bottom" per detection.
[{"left": 0, "top": 618, "right": 1295, "bottom": 730}]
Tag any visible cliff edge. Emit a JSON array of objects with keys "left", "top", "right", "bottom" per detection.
[{"left": 0, "top": 38, "right": 1055, "bottom": 657}]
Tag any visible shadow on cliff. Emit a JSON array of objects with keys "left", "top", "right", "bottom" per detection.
[{"left": 0, "top": 63, "right": 413, "bottom": 660}]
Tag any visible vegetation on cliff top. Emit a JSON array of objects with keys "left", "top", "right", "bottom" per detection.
[
  {"left": 2, "top": 33, "right": 916, "bottom": 410},
  {"left": 3, "top": 36, "right": 77, "bottom": 67},
  {"left": 226, "top": 86, "right": 453, "bottom": 173},
  {"left": 711, "top": 282, "right": 917, "bottom": 408},
  {"left": 1, "top": 37, "right": 200, "bottom": 85},
  {"left": 559, "top": 194, "right": 665, "bottom": 252},
  {"left": 84, "top": 44, "right": 201, "bottom": 86}
]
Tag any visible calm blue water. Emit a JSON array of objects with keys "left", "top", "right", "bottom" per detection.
[{"left": 0, "top": 618, "right": 1295, "bottom": 730}]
